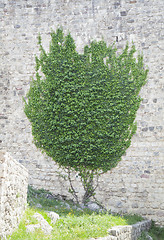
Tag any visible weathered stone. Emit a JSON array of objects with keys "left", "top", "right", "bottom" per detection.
[
  {"left": 0, "top": 3, "right": 5, "bottom": 8},
  {"left": 87, "top": 202, "right": 101, "bottom": 211},
  {"left": 0, "top": 152, "right": 28, "bottom": 239},
  {"left": 127, "top": 19, "right": 134, "bottom": 23},
  {"left": 142, "top": 99, "right": 148, "bottom": 104},
  {"left": 121, "top": 188, "right": 126, "bottom": 193},
  {"left": 141, "top": 174, "right": 149, "bottom": 179},
  {"left": 145, "top": 233, "right": 153, "bottom": 240},
  {"left": 108, "top": 220, "right": 151, "bottom": 240},
  {"left": 132, "top": 203, "right": 138, "bottom": 208},
  {"left": 156, "top": 126, "right": 163, "bottom": 131},
  {"left": 64, "top": 202, "right": 71, "bottom": 209},
  {"left": 35, "top": 203, "right": 43, "bottom": 209},
  {"left": 116, "top": 201, "right": 123, "bottom": 208},
  {"left": 26, "top": 224, "right": 41, "bottom": 233},
  {"left": 32, "top": 212, "right": 53, "bottom": 235},
  {"left": 0, "top": 115, "right": 8, "bottom": 119},
  {"left": 14, "top": 25, "right": 21, "bottom": 29},
  {"left": 144, "top": 170, "right": 150, "bottom": 174},
  {"left": 130, "top": 0, "right": 137, "bottom": 3},
  {"left": 153, "top": 152, "right": 159, "bottom": 156},
  {"left": 120, "top": 11, "right": 127, "bottom": 16},
  {"left": 142, "top": 127, "right": 148, "bottom": 132},
  {"left": 47, "top": 211, "right": 59, "bottom": 224},
  {"left": 153, "top": 98, "right": 157, "bottom": 103}
]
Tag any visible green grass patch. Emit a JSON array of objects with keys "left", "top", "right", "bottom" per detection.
[
  {"left": 7, "top": 186, "right": 145, "bottom": 240},
  {"left": 139, "top": 222, "right": 164, "bottom": 240},
  {"left": 8, "top": 207, "right": 143, "bottom": 240}
]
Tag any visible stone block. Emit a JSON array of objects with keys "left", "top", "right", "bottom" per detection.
[
  {"left": 0, "top": 151, "right": 28, "bottom": 239},
  {"left": 108, "top": 220, "right": 151, "bottom": 240}
]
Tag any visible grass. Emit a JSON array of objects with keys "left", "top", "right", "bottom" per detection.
[
  {"left": 8, "top": 208, "right": 143, "bottom": 240},
  {"left": 138, "top": 221, "right": 164, "bottom": 240},
  {"left": 6, "top": 186, "right": 151, "bottom": 240}
]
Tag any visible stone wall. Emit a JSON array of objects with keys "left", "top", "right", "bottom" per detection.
[
  {"left": 90, "top": 219, "right": 151, "bottom": 240},
  {"left": 0, "top": 0, "right": 164, "bottom": 226},
  {"left": 0, "top": 151, "right": 28, "bottom": 239},
  {"left": 107, "top": 220, "right": 151, "bottom": 240}
]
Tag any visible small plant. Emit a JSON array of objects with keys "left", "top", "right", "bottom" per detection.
[
  {"left": 24, "top": 28, "right": 148, "bottom": 203},
  {"left": 138, "top": 221, "right": 164, "bottom": 240},
  {"left": 148, "top": 221, "right": 164, "bottom": 240}
]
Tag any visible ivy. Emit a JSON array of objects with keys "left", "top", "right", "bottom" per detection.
[{"left": 24, "top": 28, "right": 148, "bottom": 203}]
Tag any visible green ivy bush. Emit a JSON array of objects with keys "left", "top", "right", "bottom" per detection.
[{"left": 24, "top": 28, "right": 148, "bottom": 203}]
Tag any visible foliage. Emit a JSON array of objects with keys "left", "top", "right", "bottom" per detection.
[
  {"left": 138, "top": 221, "right": 164, "bottom": 240},
  {"left": 24, "top": 28, "right": 148, "bottom": 202}
]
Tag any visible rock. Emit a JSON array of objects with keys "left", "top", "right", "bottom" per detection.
[
  {"left": 132, "top": 203, "right": 138, "bottom": 208},
  {"left": 86, "top": 202, "right": 101, "bottom": 211},
  {"left": 79, "top": 203, "right": 86, "bottom": 209},
  {"left": 116, "top": 201, "right": 123, "bottom": 208},
  {"left": 64, "top": 202, "right": 71, "bottom": 209},
  {"left": 76, "top": 207, "right": 83, "bottom": 211},
  {"left": 55, "top": 195, "right": 63, "bottom": 201},
  {"left": 33, "top": 212, "right": 52, "bottom": 235},
  {"left": 72, "top": 205, "right": 83, "bottom": 211},
  {"left": 44, "top": 193, "right": 54, "bottom": 199},
  {"left": 35, "top": 203, "right": 42, "bottom": 209},
  {"left": 145, "top": 232, "right": 153, "bottom": 240},
  {"left": 47, "top": 211, "right": 59, "bottom": 224},
  {"left": 26, "top": 213, "right": 53, "bottom": 235},
  {"left": 26, "top": 224, "right": 41, "bottom": 233}
]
